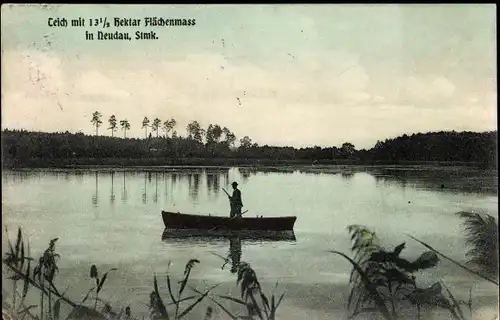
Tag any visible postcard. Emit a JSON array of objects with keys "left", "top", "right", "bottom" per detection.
[{"left": 1, "top": 4, "right": 498, "bottom": 320}]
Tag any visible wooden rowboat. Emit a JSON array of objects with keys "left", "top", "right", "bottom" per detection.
[{"left": 161, "top": 211, "right": 297, "bottom": 231}]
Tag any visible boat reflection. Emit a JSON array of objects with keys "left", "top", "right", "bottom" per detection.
[
  {"left": 226, "top": 236, "right": 242, "bottom": 273},
  {"left": 161, "top": 229, "right": 296, "bottom": 242},
  {"left": 161, "top": 229, "right": 296, "bottom": 274}
]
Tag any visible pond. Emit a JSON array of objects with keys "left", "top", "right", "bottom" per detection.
[{"left": 2, "top": 165, "right": 498, "bottom": 319}]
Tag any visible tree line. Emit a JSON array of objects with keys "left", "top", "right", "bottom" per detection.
[
  {"left": 90, "top": 111, "right": 245, "bottom": 146},
  {"left": 1, "top": 111, "right": 497, "bottom": 168}
]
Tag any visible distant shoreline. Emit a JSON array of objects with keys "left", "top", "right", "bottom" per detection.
[
  {"left": 3, "top": 129, "right": 496, "bottom": 170},
  {"left": 2, "top": 157, "right": 494, "bottom": 170}
]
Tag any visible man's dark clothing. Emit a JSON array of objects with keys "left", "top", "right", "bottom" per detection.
[{"left": 230, "top": 189, "right": 243, "bottom": 218}]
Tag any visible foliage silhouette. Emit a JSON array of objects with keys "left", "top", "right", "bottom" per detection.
[
  {"left": 2, "top": 228, "right": 286, "bottom": 320},
  {"left": 91, "top": 111, "right": 103, "bottom": 136},
  {"left": 329, "top": 224, "right": 483, "bottom": 320},
  {"left": 142, "top": 117, "right": 151, "bottom": 139},
  {"left": 2, "top": 128, "right": 496, "bottom": 168},
  {"left": 109, "top": 115, "right": 118, "bottom": 137},
  {"left": 455, "top": 211, "right": 499, "bottom": 281}
]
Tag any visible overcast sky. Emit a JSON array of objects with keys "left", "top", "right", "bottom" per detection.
[{"left": 1, "top": 4, "right": 496, "bottom": 149}]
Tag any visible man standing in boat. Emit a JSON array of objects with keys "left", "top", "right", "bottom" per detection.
[{"left": 228, "top": 181, "right": 243, "bottom": 218}]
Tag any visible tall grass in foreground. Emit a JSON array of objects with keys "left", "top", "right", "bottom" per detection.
[
  {"left": 456, "top": 211, "right": 498, "bottom": 282},
  {"left": 329, "top": 211, "right": 498, "bottom": 320},
  {"left": 2, "top": 228, "right": 285, "bottom": 320},
  {"left": 3, "top": 210, "right": 497, "bottom": 320}
]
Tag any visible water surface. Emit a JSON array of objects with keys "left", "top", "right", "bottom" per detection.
[{"left": 2, "top": 166, "right": 498, "bottom": 319}]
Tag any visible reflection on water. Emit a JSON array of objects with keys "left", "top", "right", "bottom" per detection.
[
  {"left": 153, "top": 172, "right": 159, "bottom": 203},
  {"left": 161, "top": 229, "right": 296, "bottom": 274},
  {"left": 110, "top": 171, "right": 115, "bottom": 203},
  {"left": 370, "top": 167, "right": 498, "bottom": 195},
  {"left": 8, "top": 166, "right": 495, "bottom": 208},
  {"left": 188, "top": 172, "right": 201, "bottom": 203},
  {"left": 92, "top": 171, "right": 99, "bottom": 207},
  {"left": 2, "top": 166, "right": 497, "bottom": 319},
  {"left": 161, "top": 229, "right": 297, "bottom": 242},
  {"left": 121, "top": 171, "right": 127, "bottom": 202},
  {"left": 206, "top": 172, "right": 221, "bottom": 196},
  {"left": 141, "top": 172, "right": 160, "bottom": 204},
  {"left": 340, "top": 171, "right": 354, "bottom": 179},
  {"left": 86, "top": 168, "right": 234, "bottom": 207},
  {"left": 172, "top": 172, "right": 177, "bottom": 187},
  {"left": 142, "top": 173, "right": 147, "bottom": 204},
  {"left": 228, "top": 236, "right": 241, "bottom": 273},
  {"left": 238, "top": 167, "right": 257, "bottom": 182}
]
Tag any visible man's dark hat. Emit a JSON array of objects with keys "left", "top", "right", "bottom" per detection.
[{"left": 232, "top": 181, "right": 238, "bottom": 186}]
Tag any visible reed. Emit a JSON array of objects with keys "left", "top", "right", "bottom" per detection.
[
  {"left": 2, "top": 227, "right": 128, "bottom": 320},
  {"left": 2, "top": 228, "right": 285, "bottom": 320},
  {"left": 4, "top": 211, "right": 496, "bottom": 320},
  {"left": 209, "top": 256, "right": 285, "bottom": 320},
  {"left": 456, "top": 211, "right": 499, "bottom": 282},
  {"left": 329, "top": 224, "right": 479, "bottom": 320}
]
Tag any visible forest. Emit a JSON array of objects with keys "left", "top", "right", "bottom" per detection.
[{"left": 1, "top": 112, "right": 497, "bottom": 168}]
